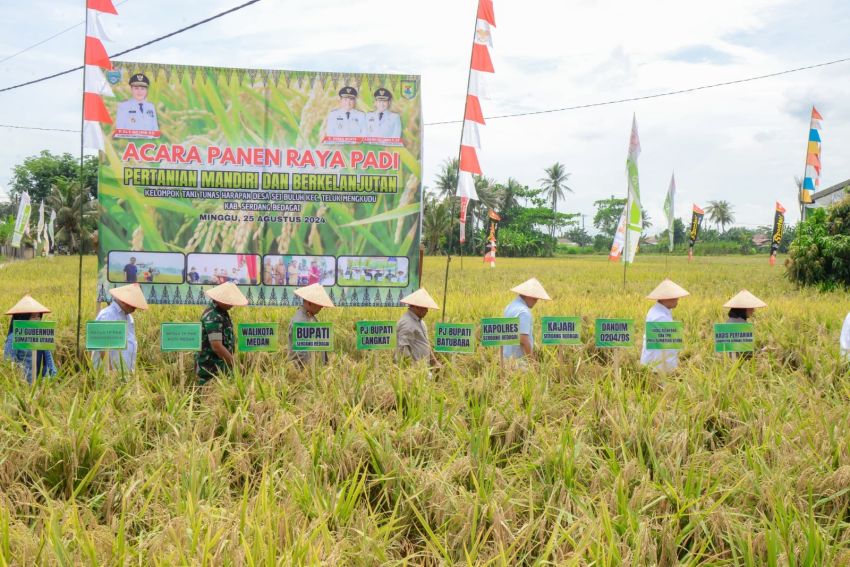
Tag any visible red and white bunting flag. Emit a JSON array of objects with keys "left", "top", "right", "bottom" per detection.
[
  {"left": 459, "top": 197, "right": 470, "bottom": 243},
  {"left": 83, "top": 0, "right": 118, "bottom": 151},
  {"left": 455, "top": 0, "right": 495, "bottom": 239}
]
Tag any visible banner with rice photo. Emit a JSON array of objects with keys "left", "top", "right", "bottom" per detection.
[{"left": 95, "top": 62, "right": 423, "bottom": 306}]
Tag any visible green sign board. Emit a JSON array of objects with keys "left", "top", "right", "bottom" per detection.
[
  {"left": 356, "top": 321, "right": 397, "bottom": 351},
  {"left": 594, "top": 318, "right": 635, "bottom": 348},
  {"left": 237, "top": 323, "right": 279, "bottom": 352},
  {"left": 645, "top": 321, "right": 684, "bottom": 350},
  {"left": 86, "top": 320, "right": 128, "bottom": 350},
  {"left": 714, "top": 323, "right": 754, "bottom": 353},
  {"left": 292, "top": 322, "right": 334, "bottom": 352},
  {"left": 541, "top": 316, "right": 581, "bottom": 346},
  {"left": 160, "top": 323, "right": 202, "bottom": 352},
  {"left": 480, "top": 317, "right": 520, "bottom": 347},
  {"left": 434, "top": 323, "right": 475, "bottom": 354},
  {"left": 12, "top": 320, "right": 56, "bottom": 351}
]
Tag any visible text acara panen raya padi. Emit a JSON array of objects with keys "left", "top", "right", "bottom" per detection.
[{"left": 121, "top": 143, "right": 400, "bottom": 170}]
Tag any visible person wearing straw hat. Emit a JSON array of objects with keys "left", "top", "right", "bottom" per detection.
[
  {"left": 288, "top": 283, "right": 335, "bottom": 368},
  {"left": 723, "top": 290, "right": 767, "bottom": 359},
  {"left": 93, "top": 283, "right": 149, "bottom": 373},
  {"left": 502, "top": 278, "right": 551, "bottom": 361},
  {"left": 396, "top": 288, "right": 441, "bottom": 368},
  {"left": 640, "top": 279, "right": 689, "bottom": 372},
  {"left": 196, "top": 281, "right": 247, "bottom": 385},
  {"left": 724, "top": 290, "right": 767, "bottom": 323},
  {"left": 4, "top": 295, "right": 57, "bottom": 382}
]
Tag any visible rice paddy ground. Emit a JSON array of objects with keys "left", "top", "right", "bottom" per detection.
[{"left": 1, "top": 254, "right": 849, "bottom": 565}]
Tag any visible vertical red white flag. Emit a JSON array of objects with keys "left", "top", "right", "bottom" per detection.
[
  {"left": 83, "top": 0, "right": 118, "bottom": 151},
  {"left": 456, "top": 0, "right": 496, "bottom": 240}
]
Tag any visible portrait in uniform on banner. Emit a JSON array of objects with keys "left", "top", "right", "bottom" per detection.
[
  {"left": 322, "top": 86, "right": 365, "bottom": 144},
  {"left": 114, "top": 73, "right": 161, "bottom": 139},
  {"left": 364, "top": 87, "right": 402, "bottom": 145}
]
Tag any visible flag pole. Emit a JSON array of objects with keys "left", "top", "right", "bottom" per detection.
[
  {"left": 798, "top": 106, "right": 814, "bottom": 223},
  {"left": 75, "top": 3, "right": 90, "bottom": 359},
  {"left": 440, "top": 1, "right": 480, "bottom": 321}
]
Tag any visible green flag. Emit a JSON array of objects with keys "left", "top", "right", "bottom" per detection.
[{"left": 624, "top": 115, "right": 642, "bottom": 264}]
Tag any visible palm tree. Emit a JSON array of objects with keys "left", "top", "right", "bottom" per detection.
[
  {"left": 500, "top": 177, "right": 523, "bottom": 212},
  {"left": 434, "top": 158, "right": 459, "bottom": 200},
  {"left": 46, "top": 178, "right": 97, "bottom": 253},
  {"left": 422, "top": 194, "right": 452, "bottom": 254},
  {"left": 705, "top": 200, "right": 735, "bottom": 233},
  {"left": 538, "top": 163, "right": 572, "bottom": 238}
]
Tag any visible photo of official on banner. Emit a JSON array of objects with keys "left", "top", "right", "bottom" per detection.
[{"left": 95, "top": 62, "right": 423, "bottom": 306}]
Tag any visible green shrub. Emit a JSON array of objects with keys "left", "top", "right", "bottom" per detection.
[{"left": 787, "top": 196, "right": 850, "bottom": 289}]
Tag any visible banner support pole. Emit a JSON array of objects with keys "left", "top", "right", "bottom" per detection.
[
  {"left": 440, "top": 2, "right": 480, "bottom": 321},
  {"left": 75, "top": 4, "right": 91, "bottom": 360}
]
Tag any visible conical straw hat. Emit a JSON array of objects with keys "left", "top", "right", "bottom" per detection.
[
  {"left": 5, "top": 294, "right": 51, "bottom": 315},
  {"left": 723, "top": 289, "right": 767, "bottom": 309},
  {"left": 510, "top": 278, "right": 551, "bottom": 300},
  {"left": 646, "top": 279, "right": 690, "bottom": 300},
  {"left": 109, "top": 283, "right": 149, "bottom": 310},
  {"left": 400, "top": 288, "right": 440, "bottom": 310},
  {"left": 205, "top": 281, "right": 248, "bottom": 306},
  {"left": 294, "top": 283, "right": 335, "bottom": 308}
]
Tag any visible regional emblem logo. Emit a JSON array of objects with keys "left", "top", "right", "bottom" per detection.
[
  {"left": 400, "top": 80, "right": 417, "bottom": 100},
  {"left": 106, "top": 70, "right": 122, "bottom": 85}
]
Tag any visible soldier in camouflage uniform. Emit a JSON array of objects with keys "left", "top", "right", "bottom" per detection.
[{"left": 196, "top": 282, "right": 247, "bottom": 384}]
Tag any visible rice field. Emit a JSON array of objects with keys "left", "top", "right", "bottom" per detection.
[{"left": 2, "top": 254, "right": 850, "bottom": 565}]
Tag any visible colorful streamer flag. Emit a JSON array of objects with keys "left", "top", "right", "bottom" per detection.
[
  {"left": 36, "top": 201, "right": 45, "bottom": 247},
  {"left": 623, "top": 115, "right": 642, "bottom": 264},
  {"left": 11, "top": 192, "right": 32, "bottom": 248},
  {"left": 459, "top": 197, "right": 470, "bottom": 243},
  {"left": 769, "top": 201, "right": 786, "bottom": 266},
  {"left": 663, "top": 173, "right": 675, "bottom": 252},
  {"left": 483, "top": 209, "right": 500, "bottom": 267},
  {"left": 456, "top": 0, "right": 496, "bottom": 239},
  {"left": 800, "top": 106, "right": 822, "bottom": 204},
  {"left": 48, "top": 209, "right": 56, "bottom": 253},
  {"left": 687, "top": 204, "right": 704, "bottom": 261},
  {"left": 608, "top": 203, "right": 628, "bottom": 261},
  {"left": 82, "top": 0, "right": 119, "bottom": 151}
]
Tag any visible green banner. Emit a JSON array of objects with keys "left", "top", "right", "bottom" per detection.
[
  {"left": 356, "top": 321, "right": 396, "bottom": 350},
  {"left": 434, "top": 323, "right": 475, "bottom": 354},
  {"left": 595, "top": 318, "right": 634, "bottom": 348},
  {"left": 714, "top": 323, "right": 754, "bottom": 353},
  {"left": 160, "top": 323, "right": 202, "bottom": 352},
  {"left": 237, "top": 323, "right": 279, "bottom": 352},
  {"left": 480, "top": 317, "right": 520, "bottom": 347},
  {"left": 645, "top": 321, "right": 683, "bottom": 350},
  {"left": 96, "top": 62, "right": 423, "bottom": 307},
  {"left": 12, "top": 320, "right": 56, "bottom": 351},
  {"left": 86, "top": 321, "right": 128, "bottom": 350},
  {"left": 541, "top": 316, "right": 581, "bottom": 346},
  {"left": 292, "top": 322, "right": 334, "bottom": 352}
]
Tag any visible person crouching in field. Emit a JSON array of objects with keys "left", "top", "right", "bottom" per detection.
[
  {"left": 640, "top": 279, "right": 689, "bottom": 372},
  {"left": 396, "top": 288, "right": 441, "bottom": 369},
  {"left": 4, "top": 295, "right": 57, "bottom": 382},
  {"left": 502, "top": 278, "right": 551, "bottom": 363},
  {"left": 724, "top": 289, "right": 767, "bottom": 360},
  {"left": 196, "top": 282, "right": 247, "bottom": 385},
  {"left": 288, "top": 283, "right": 335, "bottom": 368},
  {"left": 94, "top": 284, "right": 148, "bottom": 373}
]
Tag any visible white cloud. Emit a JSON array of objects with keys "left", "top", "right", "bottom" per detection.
[{"left": 1, "top": 0, "right": 849, "bottom": 232}]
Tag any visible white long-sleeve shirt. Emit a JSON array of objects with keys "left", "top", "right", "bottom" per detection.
[
  {"left": 840, "top": 313, "right": 850, "bottom": 360},
  {"left": 93, "top": 301, "right": 137, "bottom": 373},
  {"left": 640, "top": 302, "right": 678, "bottom": 372}
]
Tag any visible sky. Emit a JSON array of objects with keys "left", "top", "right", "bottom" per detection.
[{"left": 1, "top": 0, "right": 849, "bottom": 232}]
